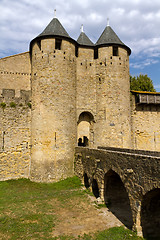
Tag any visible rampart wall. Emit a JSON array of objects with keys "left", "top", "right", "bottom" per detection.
[
  {"left": 131, "top": 94, "right": 160, "bottom": 151},
  {"left": 0, "top": 89, "right": 31, "bottom": 181},
  {"left": 0, "top": 52, "right": 31, "bottom": 92}
]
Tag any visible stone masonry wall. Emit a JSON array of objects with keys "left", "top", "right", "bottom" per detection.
[
  {"left": 131, "top": 94, "right": 160, "bottom": 151},
  {"left": 0, "top": 89, "right": 31, "bottom": 181},
  {"left": 95, "top": 46, "right": 131, "bottom": 148},
  {"left": 0, "top": 52, "right": 31, "bottom": 93},
  {"left": 30, "top": 38, "right": 77, "bottom": 182},
  {"left": 76, "top": 47, "right": 96, "bottom": 148}
]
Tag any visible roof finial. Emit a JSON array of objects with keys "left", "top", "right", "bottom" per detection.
[
  {"left": 81, "top": 24, "right": 84, "bottom": 33},
  {"left": 107, "top": 18, "right": 110, "bottom": 26},
  {"left": 54, "top": 9, "right": 57, "bottom": 18}
]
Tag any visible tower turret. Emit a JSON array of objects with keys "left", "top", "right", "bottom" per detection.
[
  {"left": 30, "top": 14, "right": 77, "bottom": 182},
  {"left": 77, "top": 25, "right": 94, "bottom": 47},
  {"left": 94, "top": 21, "right": 132, "bottom": 148}
]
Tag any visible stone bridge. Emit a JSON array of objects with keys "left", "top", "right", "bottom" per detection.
[{"left": 75, "top": 146, "right": 160, "bottom": 239}]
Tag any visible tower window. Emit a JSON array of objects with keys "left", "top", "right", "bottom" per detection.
[
  {"left": 55, "top": 39, "right": 62, "bottom": 50},
  {"left": 94, "top": 48, "right": 98, "bottom": 59},
  {"left": 37, "top": 40, "right": 41, "bottom": 50},
  {"left": 113, "top": 46, "right": 118, "bottom": 56},
  {"left": 75, "top": 46, "right": 78, "bottom": 57}
]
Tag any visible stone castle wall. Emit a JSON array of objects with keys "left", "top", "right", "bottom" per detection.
[
  {"left": 131, "top": 94, "right": 160, "bottom": 151},
  {"left": 0, "top": 52, "right": 31, "bottom": 93},
  {"left": 0, "top": 89, "right": 31, "bottom": 180},
  {"left": 0, "top": 36, "right": 160, "bottom": 182},
  {"left": 76, "top": 46, "right": 131, "bottom": 149}
]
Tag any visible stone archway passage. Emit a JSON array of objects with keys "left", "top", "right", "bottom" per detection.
[
  {"left": 92, "top": 179, "right": 100, "bottom": 198},
  {"left": 104, "top": 170, "right": 133, "bottom": 229},
  {"left": 77, "top": 112, "right": 94, "bottom": 147},
  {"left": 141, "top": 188, "right": 160, "bottom": 240}
]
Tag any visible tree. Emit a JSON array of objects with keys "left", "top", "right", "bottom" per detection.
[{"left": 130, "top": 74, "right": 156, "bottom": 92}]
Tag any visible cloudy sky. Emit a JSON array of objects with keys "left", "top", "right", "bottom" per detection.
[{"left": 1, "top": 0, "right": 160, "bottom": 91}]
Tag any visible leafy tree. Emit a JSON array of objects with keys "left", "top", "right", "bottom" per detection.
[{"left": 130, "top": 74, "right": 156, "bottom": 92}]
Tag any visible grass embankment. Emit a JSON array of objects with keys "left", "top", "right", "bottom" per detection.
[{"left": 0, "top": 177, "right": 144, "bottom": 240}]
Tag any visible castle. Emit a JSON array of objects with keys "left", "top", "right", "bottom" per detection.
[{"left": 0, "top": 15, "right": 160, "bottom": 182}]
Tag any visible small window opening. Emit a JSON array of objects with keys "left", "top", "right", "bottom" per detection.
[
  {"left": 94, "top": 48, "right": 98, "bottom": 59},
  {"left": 37, "top": 40, "right": 41, "bottom": 50},
  {"left": 113, "top": 46, "right": 118, "bottom": 56},
  {"left": 75, "top": 46, "right": 78, "bottom": 57},
  {"left": 55, "top": 39, "right": 62, "bottom": 50}
]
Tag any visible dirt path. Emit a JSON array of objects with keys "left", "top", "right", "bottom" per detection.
[{"left": 52, "top": 193, "right": 123, "bottom": 237}]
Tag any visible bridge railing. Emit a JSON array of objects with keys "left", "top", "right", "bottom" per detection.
[{"left": 98, "top": 146, "right": 160, "bottom": 157}]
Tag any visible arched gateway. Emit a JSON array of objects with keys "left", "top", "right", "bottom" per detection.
[{"left": 77, "top": 112, "right": 94, "bottom": 147}]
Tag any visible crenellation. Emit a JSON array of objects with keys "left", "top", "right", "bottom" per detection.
[{"left": 0, "top": 89, "right": 31, "bottom": 104}]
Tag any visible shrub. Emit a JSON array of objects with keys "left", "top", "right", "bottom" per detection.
[
  {"left": 10, "top": 102, "right": 16, "bottom": 108},
  {"left": 27, "top": 102, "right": 32, "bottom": 109},
  {"left": 0, "top": 102, "right": 6, "bottom": 109}
]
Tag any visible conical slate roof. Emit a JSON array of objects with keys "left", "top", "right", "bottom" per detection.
[
  {"left": 96, "top": 26, "right": 124, "bottom": 45},
  {"left": 77, "top": 32, "right": 94, "bottom": 47},
  {"left": 96, "top": 25, "right": 131, "bottom": 54},
  {"left": 38, "top": 17, "right": 70, "bottom": 39}
]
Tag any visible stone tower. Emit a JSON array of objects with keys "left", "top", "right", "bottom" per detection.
[
  {"left": 94, "top": 22, "right": 132, "bottom": 148},
  {"left": 76, "top": 21, "right": 131, "bottom": 149},
  {"left": 29, "top": 15, "right": 131, "bottom": 182},
  {"left": 30, "top": 15, "right": 77, "bottom": 182}
]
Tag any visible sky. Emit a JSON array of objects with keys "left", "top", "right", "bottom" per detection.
[{"left": 0, "top": 0, "right": 160, "bottom": 91}]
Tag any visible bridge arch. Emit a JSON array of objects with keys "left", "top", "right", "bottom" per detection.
[
  {"left": 84, "top": 173, "right": 90, "bottom": 189},
  {"left": 104, "top": 169, "right": 133, "bottom": 229},
  {"left": 77, "top": 111, "right": 95, "bottom": 147},
  {"left": 92, "top": 178, "right": 100, "bottom": 198},
  {"left": 141, "top": 188, "right": 160, "bottom": 239}
]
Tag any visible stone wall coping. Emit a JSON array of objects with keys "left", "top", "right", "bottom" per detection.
[{"left": 75, "top": 146, "right": 160, "bottom": 159}]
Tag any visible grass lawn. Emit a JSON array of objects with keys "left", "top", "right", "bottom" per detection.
[{"left": 0, "top": 177, "right": 144, "bottom": 240}]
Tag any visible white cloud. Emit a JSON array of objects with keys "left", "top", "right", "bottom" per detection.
[
  {"left": 130, "top": 58, "right": 159, "bottom": 69},
  {"left": 1, "top": 0, "right": 160, "bottom": 60}
]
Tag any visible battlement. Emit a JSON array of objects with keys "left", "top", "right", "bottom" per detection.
[{"left": 0, "top": 89, "right": 31, "bottom": 106}]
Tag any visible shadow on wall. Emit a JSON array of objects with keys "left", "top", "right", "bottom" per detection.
[
  {"left": 141, "top": 188, "right": 160, "bottom": 240},
  {"left": 104, "top": 169, "right": 134, "bottom": 229}
]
